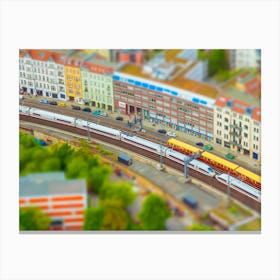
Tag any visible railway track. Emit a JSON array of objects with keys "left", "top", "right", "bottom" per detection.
[{"left": 20, "top": 114, "right": 261, "bottom": 213}]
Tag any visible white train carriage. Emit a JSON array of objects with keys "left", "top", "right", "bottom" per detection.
[
  {"left": 121, "top": 134, "right": 165, "bottom": 154},
  {"left": 75, "top": 119, "right": 89, "bottom": 129},
  {"left": 188, "top": 159, "right": 216, "bottom": 177},
  {"left": 29, "top": 108, "right": 75, "bottom": 125},
  {"left": 215, "top": 173, "right": 261, "bottom": 201},
  {"left": 165, "top": 148, "right": 191, "bottom": 164},
  {"left": 88, "top": 122, "right": 121, "bottom": 139},
  {"left": 19, "top": 105, "right": 31, "bottom": 114},
  {"left": 165, "top": 149, "right": 215, "bottom": 177}
]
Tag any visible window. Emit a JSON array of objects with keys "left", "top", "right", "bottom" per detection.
[{"left": 244, "top": 133, "right": 248, "bottom": 138}]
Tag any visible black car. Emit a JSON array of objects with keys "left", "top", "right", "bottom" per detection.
[
  {"left": 196, "top": 142, "right": 204, "bottom": 147},
  {"left": 116, "top": 116, "right": 124, "bottom": 121},
  {"left": 49, "top": 101, "right": 57, "bottom": 106},
  {"left": 72, "top": 105, "right": 81, "bottom": 110},
  {"left": 82, "top": 107, "right": 91, "bottom": 112},
  {"left": 157, "top": 129, "right": 167, "bottom": 134}
]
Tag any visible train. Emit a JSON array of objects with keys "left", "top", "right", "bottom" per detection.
[
  {"left": 19, "top": 105, "right": 261, "bottom": 201},
  {"left": 167, "top": 138, "right": 261, "bottom": 190}
]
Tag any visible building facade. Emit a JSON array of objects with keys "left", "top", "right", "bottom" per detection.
[
  {"left": 81, "top": 56, "right": 116, "bottom": 111},
  {"left": 19, "top": 49, "right": 68, "bottom": 100},
  {"left": 113, "top": 64, "right": 218, "bottom": 141},
  {"left": 214, "top": 94, "right": 261, "bottom": 162},
  {"left": 19, "top": 172, "right": 87, "bottom": 230},
  {"left": 229, "top": 49, "right": 261, "bottom": 70}
]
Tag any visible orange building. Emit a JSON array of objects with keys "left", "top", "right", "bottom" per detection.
[
  {"left": 64, "top": 52, "right": 84, "bottom": 101},
  {"left": 19, "top": 172, "right": 87, "bottom": 230}
]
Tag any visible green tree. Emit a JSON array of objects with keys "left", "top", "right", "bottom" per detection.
[
  {"left": 65, "top": 156, "right": 89, "bottom": 179},
  {"left": 99, "top": 181, "right": 136, "bottom": 207},
  {"left": 83, "top": 200, "right": 130, "bottom": 230},
  {"left": 51, "top": 143, "right": 74, "bottom": 170},
  {"left": 20, "top": 207, "right": 51, "bottom": 230},
  {"left": 101, "top": 200, "right": 130, "bottom": 230},
  {"left": 40, "top": 157, "right": 61, "bottom": 172},
  {"left": 87, "top": 165, "right": 111, "bottom": 193},
  {"left": 208, "top": 49, "right": 228, "bottom": 76},
  {"left": 188, "top": 224, "right": 215, "bottom": 231},
  {"left": 83, "top": 207, "right": 104, "bottom": 230},
  {"left": 138, "top": 193, "right": 171, "bottom": 230}
]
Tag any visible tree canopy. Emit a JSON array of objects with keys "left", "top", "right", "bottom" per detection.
[
  {"left": 20, "top": 207, "right": 51, "bottom": 230},
  {"left": 138, "top": 193, "right": 171, "bottom": 230}
]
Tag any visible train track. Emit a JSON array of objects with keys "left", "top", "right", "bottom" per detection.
[{"left": 20, "top": 114, "right": 261, "bottom": 213}]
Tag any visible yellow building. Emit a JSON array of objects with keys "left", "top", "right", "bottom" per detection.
[{"left": 64, "top": 53, "right": 84, "bottom": 101}]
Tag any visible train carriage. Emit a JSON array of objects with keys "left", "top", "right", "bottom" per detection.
[
  {"left": 200, "top": 151, "right": 239, "bottom": 175},
  {"left": 235, "top": 167, "right": 261, "bottom": 190},
  {"left": 167, "top": 138, "right": 202, "bottom": 155}
]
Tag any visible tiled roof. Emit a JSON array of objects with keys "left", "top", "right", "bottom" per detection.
[
  {"left": 252, "top": 106, "right": 261, "bottom": 121},
  {"left": 215, "top": 95, "right": 230, "bottom": 107},
  {"left": 28, "top": 49, "right": 53, "bottom": 62}
]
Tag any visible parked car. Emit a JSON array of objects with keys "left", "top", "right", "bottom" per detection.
[
  {"left": 225, "top": 153, "right": 235, "bottom": 159},
  {"left": 72, "top": 105, "right": 81, "bottom": 110},
  {"left": 118, "top": 154, "right": 133, "bottom": 166},
  {"left": 39, "top": 99, "right": 48, "bottom": 104},
  {"left": 116, "top": 116, "right": 124, "bottom": 121},
  {"left": 157, "top": 129, "right": 167, "bottom": 134},
  {"left": 58, "top": 102, "right": 66, "bottom": 107},
  {"left": 204, "top": 145, "right": 213, "bottom": 151},
  {"left": 167, "top": 131, "right": 177, "bottom": 137},
  {"left": 100, "top": 112, "right": 108, "bottom": 117},
  {"left": 196, "top": 142, "right": 204, "bottom": 147},
  {"left": 92, "top": 110, "right": 101, "bottom": 115},
  {"left": 182, "top": 195, "right": 198, "bottom": 209},
  {"left": 49, "top": 101, "right": 58, "bottom": 106},
  {"left": 82, "top": 107, "right": 91, "bottom": 112}
]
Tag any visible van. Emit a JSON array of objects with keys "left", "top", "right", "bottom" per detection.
[{"left": 182, "top": 195, "right": 198, "bottom": 209}]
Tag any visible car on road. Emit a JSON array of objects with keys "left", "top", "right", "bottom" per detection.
[
  {"left": 39, "top": 99, "right": 48, "bottom": 104},
  {"left": 204, "top": 145, "right": 213, "bottom": 151},
  {"left": 72, "top": 105, "right": 81, "bottom": 110},
  {"left": 196, "top": 142, "right": 204, "bottom": 147},
  {"left": 116, "top": 116, "right": 124, "bottom": 121},
  {"left": 182, "top": 195, "right": 198, "bottom": 209},
  {"left": 100, "top": 112, "right": 108, "bottom": 117},
  {"left": 49, "top": 101, "right": 58, "bottom": 106},
  {"left": 82, "top": 107, "right": 91, "bottom": 112},
  {"left": 225, "top": 153, "right": 235, "bottom": 159},
  {"left": 167, "top": 131, "right": 177, "bottom": 137},
  {"left": 58, "top": 102, "right": 66, "bottom": 107},
  {"left": 92, "top": 110, "right": 101, "bottom": 115},
  {"left": 157, "top": 129, "right": 167, "bottom": 134}
]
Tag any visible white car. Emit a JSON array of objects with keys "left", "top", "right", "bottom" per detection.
[{"left": 167, "top": 131, "right": 177, "bottom": 137}]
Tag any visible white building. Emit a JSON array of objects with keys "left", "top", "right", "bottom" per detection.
[
  {"left": 229, "top": 49, "right": 261, "bottom": 70},
  {"left": 19, "top": 49, "right": 68, "bottom": 100},
  {"left": 214, "top": 91, "right": 261, "bottom": 162}
]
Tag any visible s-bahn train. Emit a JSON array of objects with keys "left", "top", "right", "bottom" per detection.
[
  {"left": 19, "top": 106, "right": 261, "bottom": 201},
  {"left": 167, "top": 138, "right": 261, "bottom": 190}
]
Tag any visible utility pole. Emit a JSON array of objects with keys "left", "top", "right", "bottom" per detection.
[
  {"left": 184, "top": 151, "right": 201, "bottom": 182},
  {"left": 87, "top": 120, "right": 91, "bottom": 143},
  {"left": 157, "top": 142, "right": 165, "bottom": 171},
  {"left": 227, "top": 172, "right": 231, "bottom": 208}
]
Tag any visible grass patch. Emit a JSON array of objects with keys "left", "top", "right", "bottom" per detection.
[{"left": 237, "top": 217, "right": 261, "bottom": 231}]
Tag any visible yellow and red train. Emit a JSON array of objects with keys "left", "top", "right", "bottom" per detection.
[{"left": 167, "top": 138, "right": 261, "bottom": 190}]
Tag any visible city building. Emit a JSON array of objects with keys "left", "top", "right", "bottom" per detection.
[
  {"left": 113, "top": 60, "right": 218, "bottom": 141},
  {"left": 19, "top": 172, "right": 87, "bottom": 230},
  {"left": 111, "top": 49, "right": 144, "bottom": 64},
  {"left": 229, "top": 49, "right": 261, "bottom": 70},
  {"left": 82, "top": 49, "right": 111, "bottom": 61},
  {"left": 81, "top": 54, "right": 116, "bottom": 111},
  {"left": 214, "top": 89, "right": 261, "bottom": 162},
  {"left": 19, "top": 49, "right": 68, "bottom": 100},
  {"left": 64, "top": 51, "right": 84, "bottom": 102}
]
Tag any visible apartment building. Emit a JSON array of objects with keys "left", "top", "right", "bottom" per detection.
[
  {"left": 214, "top": 89, "right": 261, "bottom": 162},
  {"left": 19, "top": 172, "right": 87, "bottom": 230},
  {"left": 19, "top": 49, "right": 68, "bottom": 100},
  {"left": 113, "top": 61, "right": 218, "bottom": 141},
  {"left": 81, "top": 55, "right": 116, "bottom": 111},
  {"left": 229, "top": 49, "right": 261, "bottom": 70}
]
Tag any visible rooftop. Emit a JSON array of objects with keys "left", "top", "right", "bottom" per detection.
[
  {"left": 19, "top": 172, "right": 87, "bottom": 197},
  {"left": 118, "top": 63, "right": 219, "bottom": 99}
]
